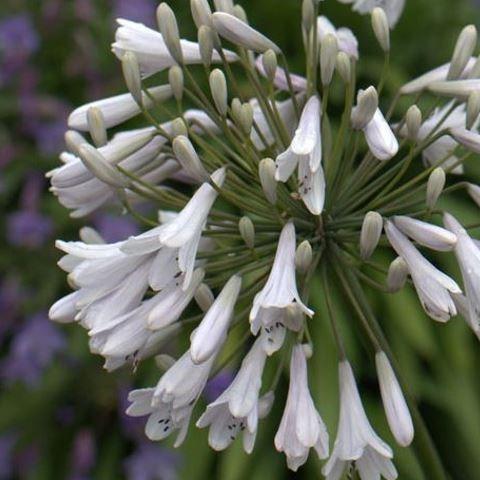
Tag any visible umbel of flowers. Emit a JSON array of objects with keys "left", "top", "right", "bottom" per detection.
[{"left": 49, "top": 0, "right": 480, "bottom": 478}]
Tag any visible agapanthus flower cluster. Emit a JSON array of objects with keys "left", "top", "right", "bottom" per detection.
[{"left": 49, "top": 0, "right": 480, "bottom": 477}]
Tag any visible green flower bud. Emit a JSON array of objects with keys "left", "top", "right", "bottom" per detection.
[
  {"left": 121, "top": 51, "right": 143, "bottom": 106},
  {"left": 295, "top": 240, "right": 313, "bottom": 274},
  {"left": 426, "top": 167, "right": 446, "bottom": 210},
  {"left": 448, "top": 25, "right": 478, "bottom": 80},
  {"left": 239, "top": 216, "right": 255, "bottom": 249},
  {"left": 360, "top": 211, "right": 383, "bottom": 260},
  {"left": 371, "top": 7, "right": 390, "bottom": 52},
  {"left": 209, "top": 68, "right": 228, "bottom": 116},
  {"left": 259, "top": 158, "right": 277, "bottom": 204},
  {"left": 157, "top": 3, "right": 183, "bottom": 64}
]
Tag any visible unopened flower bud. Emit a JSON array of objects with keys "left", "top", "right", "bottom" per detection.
[
  {"left": 194, "top": 283, "right": 215, "bottom": 312},
  {"left": 448, "top": 25, "right": 478, "bottom": 80},
  {"left": 65, "top": 130, "right": 87, "bottom": 155},
  {"left": 209, "top": 68, "right": 228, "bottom": 116},
  {"left": 262, "top": 49, "right": 278, "bottom": 82},
  {"left": 198, "top": 25, "right": 214, "bottom": 66},
  {"left": 468, "top": 55, "right": 480, "bottom": 79},
  {"left": 371, "top": 7, "right": 390, "bottom": 52},
  {"left": 387, "top": 256, "right": 409, "bottom": 293},
  {"left": 239, "top": 216, "right": 255, "bottom": 249},
  {"left": 214, "top": 0, "right": 235, "bottom": 14},
  {"left": 212, "top": 12, "right": 280, "bottom": 53},
  {"left": 302, "top": 343, "right": 313, "bottom": 359},
  {"left": 335, "top": 51, "right": 351, "bottom": 84},
  {"left": 302, "top": 0, "right": 315, "bottom": 32},
  {"left": 172, "top": 135, "right": 208, "bottom": 181},
  {"left": 259, "top": 158, "right": 277, "bottom": 204},
  {"left": 320, "top": 33, "right": 338, "bottom": 86},
  {"left": 351, "top": 86, "right": 378, "bottom": 130},
  {"left": 172, "top": 117, "right": 188, "bottom": 137},
  {"left": 405, "top": 105, "right": 422, "bottom": 140},
  {"left": 426, "top": 167, "right": 446, "bottom": 210},
  {"left": 157, "top": 3, "right": 183, "bottom": 65},
  {"left": 191, "top": 0, "right": 212, "bottom": 28},
  {"left": 87, "top": 107, "right": 108, "bottom": 147},
  {"left": 78, "top": 144, "right": 129, "bottom": 187},
  {"left": 360, "top": 211, "right": 383, "bottom": 260},
  {"left": 168, "top": 65, "right": 184, "bottom": 101},
  {"left": 79, "top": 226, "right": 104, "bottom": 244},
  {"left": 231, "top": 98, "right": 242, "bottom": 123},
  {"left": 121, "top": 51, "right": 143, "bottom": 106},
  {"left": 233, "top": 5, "right": 248, "bottom": 23},
  {"left": 155, "top": 354, "right": 176, "bottom": 371},
  {"left": 295, "top": 240, "right": 313, "bottom": 274},
  {"left": 239, "top": 103, "right": 254, "bottom": 135},
  {"left": 375, "top": 351, "right": 414, "bottom": 447},
  {"left": 467, "top": 91, "right": 480, "bottom": 129}
]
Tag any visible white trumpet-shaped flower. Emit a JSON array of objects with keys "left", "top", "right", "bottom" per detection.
[
  {"left": 322, "top": 360, "right": 397, "bottom": 480},
  {"left": 363, "top": 109, "right": 399, "bottom": 161},
  {"left": 68, "top": 86, "right": 172, "bottom": 131},
  {"left": 250, "top": 222, "right": 313, "bottom": 326},
  {"left": 112, "top": 19, "right": 238, "bottom": 78},
  {"left": 275, "top": 96, "right": 325, "bottom": 214},
  {"left": 196, "top": 338, "right": 271, "bottom": 453},
  {"left": 190, "top": 275, "right": 242, "bottom": 364},
  {"left": 275, "top": 345, "right": 329, "bottom": 471},
  {"left": 385, "top": 220, "right": 461, "bottom": 322},
  {"left": 393, "top": 215, "right": 457, "bottom": 251},
  {"left": 126, "top": 388, "right": 191, "bottom": 447},
  {"left": 375, "top": 351, "right": 414, "bottom": 447},
  {"left": 413, "top": 102, "right": 469, "bottom": 174},
  {"left": 317, "top": 16, "right": 359, "bottom": 59},
  {"left": 443, "top": 213, "right": 480, "bottom": 332},
  {"left": 122, "top": 168, "right": 225, "bottom": 288},
  {"left": 400, "top": 57, "right": 476, "bottom": 95},
  {"left": 251, "top": 305, "right": 304, "bottom": 356}
]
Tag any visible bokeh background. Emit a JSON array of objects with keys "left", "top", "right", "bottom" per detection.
[{"left": 1, "top": 0, "right": 480, "bottom": 479}]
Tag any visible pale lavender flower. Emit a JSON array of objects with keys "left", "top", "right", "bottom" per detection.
[
  {"left": 0, "top": 313, "right": 65, "bottom": 386},
  {"left": 124, "top": 442, "right": 180, "bottom": 480}
]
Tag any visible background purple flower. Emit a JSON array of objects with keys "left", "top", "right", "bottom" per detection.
[
  {"left": 6, "top": 210, "right": 53, "bottom": 249},
  {"left": 0, "top": 313, "right": 65, "bottom": 387},
  {"left": 69, "top": 429, "right": 96, "bottom": 480},
  {"left": 124, "top": 442, "right": 180, "bottom": 480},
  {"left": 0, "top": 434, "right": 16, "bottom": 480},
  {"left": 112, "top": 0, "right": 156, "bottom": 27},
  {"left": 203, "top": 370, "right": 235, "bottom": 403},
  {"left": 0, "top": 14, "right": 39, "bottom": 84},
  {"left": 93, "top": 214, "right": 140, "bottom": 243}
]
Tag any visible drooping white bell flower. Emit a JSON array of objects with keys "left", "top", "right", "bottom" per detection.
[
  {"left": 250, "top": 222, "right": 314, "bottom": 327},
  {"left": 375, "top": 351, "right": 414, "bottom": 447},
  {"left": 322, "top": 360, "right": 397, "bottom": 480},
  {"left": 412, "top": 101, "right": 469, "bottom": 174},
  {"left": 275, "top": 96, "right": 326, "bottom": 214},
  {"left": 251, "top": 305, "right": 304, "bottom": 356},
  {"left": 317, "top": 16, "right": 359, "bottom": 59},
  {"left": 196, "top": 338, "right": 271, "bottom": 453},
  {"left": 400, "top": 57, "right": 477, "bottom": 95},
  {"left": 190, "top": 275, "right": 242, "bottom": 364},
  {"left": 112, "top": 19, "right": 238, "bottom": 78},
  {"left": 385, "top": 220, "right": 461, "bottom": 322},
  {"left": 363, "top": 109, "right": 399, "bottom": 161},
  {"left": 443, "top": 213, "right": 480, "bottom": 332},
  {"left": 393, "top": 216, "right": 457, "bottom": 252},
  {"left": 68, "top": 86, "right": 173, "bottom": 131},
  {"left": 275, "top": 345, "right": 329, "bottom": 471}
]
